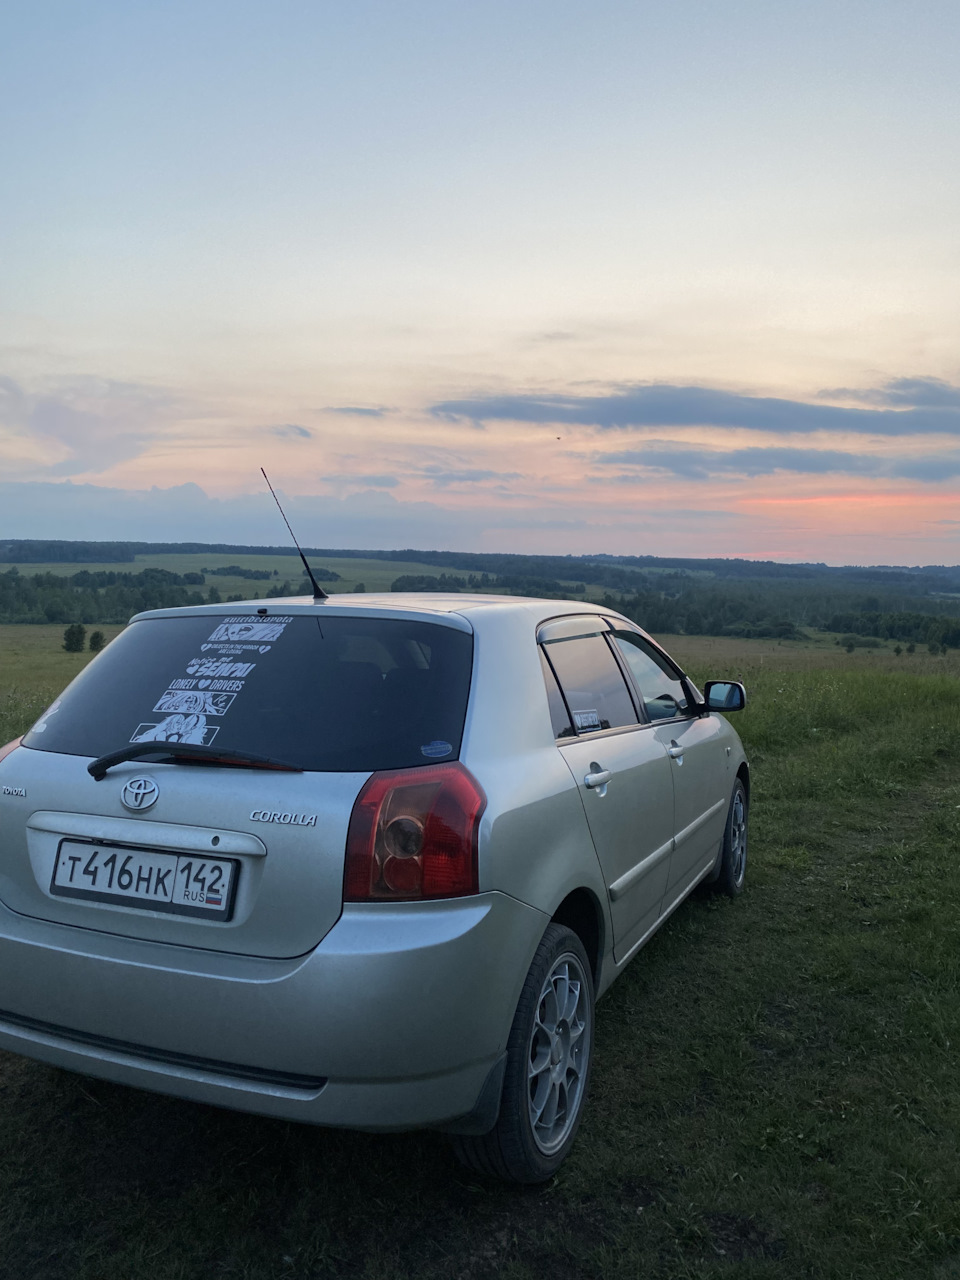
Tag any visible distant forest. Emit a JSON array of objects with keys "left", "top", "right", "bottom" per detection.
[
  {"left": 0, "top": 562, "right": 340, "bottom": 625},
  {"left": 2, "top": 540, "right": 960, "bottom": 647}
]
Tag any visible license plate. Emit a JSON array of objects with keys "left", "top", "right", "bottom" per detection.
[{"left": 51, "top": 840, "right": 237, "bottom": 920}]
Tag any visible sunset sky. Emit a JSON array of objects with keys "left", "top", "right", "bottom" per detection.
[{"left": 2, "top": 0, "right": 959, "bottom": 564}]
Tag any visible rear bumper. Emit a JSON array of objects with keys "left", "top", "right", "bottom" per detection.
[{"left": 0, "top": 892, "right": 547, "bottom": 1130}]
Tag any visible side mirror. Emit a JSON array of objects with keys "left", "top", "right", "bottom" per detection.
[{"left": 704, "top": 680, "right": 746, "bottom": 712}]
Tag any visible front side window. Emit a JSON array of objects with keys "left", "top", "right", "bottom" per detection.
[
  {"left": 542, "top": 634, "right": 638, "bottom": 733},
  {"left": 611, "top": 630, "right": 690, "bottom": 721}
]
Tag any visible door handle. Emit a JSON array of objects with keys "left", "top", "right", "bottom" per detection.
[
  {"left": 667, "top": 744, "right": 684, "bottom": 759},
  {"left": 584, "top": 769, "right": 612, "bottom": 789}
]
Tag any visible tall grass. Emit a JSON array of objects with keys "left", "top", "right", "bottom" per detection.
[
  {"left": 734, "top": 664, "right": 960, "bottom": 799},
  {"left": 0, "top": 688, "right": 51, "bottom": 745}
]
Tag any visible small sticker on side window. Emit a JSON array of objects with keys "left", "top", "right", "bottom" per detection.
[{"left": 573, "top": 709, "right": 601, "bottom": 731}]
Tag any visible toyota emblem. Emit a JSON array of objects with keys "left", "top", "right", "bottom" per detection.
[{"left": 121, "top": 777, "right": 159, "bottom": 811}]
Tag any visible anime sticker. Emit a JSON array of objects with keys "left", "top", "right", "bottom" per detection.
[
  {"left": 153, "top": 689, "right": 237, "bottom": 716},
  {"left": 131, "top": 715, "right": 220, "bottom": 745},
  {"left": 205, "top": 618, "right": 292, "bottom": 644}
]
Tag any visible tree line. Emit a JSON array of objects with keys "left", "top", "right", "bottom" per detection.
[
  {"left": 0, "top": 565, "right": 344, "bottom": 624},
  {"left": 0, "top": 568, "right": 210, "bottom": 624},
  {"left": 3, "top": 543, "right": 960, "bottom": 644}
]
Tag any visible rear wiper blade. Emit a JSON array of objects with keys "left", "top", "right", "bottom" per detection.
[{"left": 88, "top": 742, "right": 303, "bottom": 781}]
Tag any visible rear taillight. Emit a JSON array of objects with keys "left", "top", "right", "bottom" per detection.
[
  {"left": 0, "top": 738, "right": 21, "bottom": 766},
  {"left": 344, "top": 762, "right": 486, "bottom": 901}
]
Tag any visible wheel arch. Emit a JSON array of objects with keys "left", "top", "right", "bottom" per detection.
[
  {"left": 550, "top": 887, "right": 605, "bottom": 989},
  {"left": 737, "top": 760, "right": 750, "bottom": 804}
]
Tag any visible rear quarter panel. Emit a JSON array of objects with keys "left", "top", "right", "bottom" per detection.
[{"left": 460, "top": 605, "right": 610, "bottom": 951}]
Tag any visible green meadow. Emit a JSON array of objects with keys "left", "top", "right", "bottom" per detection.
[
  {"left": 0, "top": 553, "right": 472, "bottom": 598},
  {"left": 0, "top": 628, "right": 958, "bottom": 1279},
  {"left": 0, "top": 551, "right": 618, "bottom": 606}
]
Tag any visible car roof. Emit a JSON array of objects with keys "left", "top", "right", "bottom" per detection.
[{"left": 129, "top": 592, "right": 623, "bottom": 634}]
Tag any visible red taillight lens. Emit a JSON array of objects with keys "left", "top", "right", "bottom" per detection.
[
  {"left": 0, "top": 738, "right": 21, "bottom": 766},
  {"left": 344, "top": 762, "right": 486, "bottom": 901}
]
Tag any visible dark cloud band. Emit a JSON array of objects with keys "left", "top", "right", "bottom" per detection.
[
  {"left": 596, "top": 442, "right": 960, "bottom": 482},
  {"left": 432, "top": 378, "right": 960, "bottom": 435}
]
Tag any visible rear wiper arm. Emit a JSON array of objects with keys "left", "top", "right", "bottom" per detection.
[{"left": 88, "top": 742, "right": 304, "bottom": 781}]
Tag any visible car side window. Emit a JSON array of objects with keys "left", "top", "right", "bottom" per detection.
[
  {"left": 539, "top": 649, "right": 575, "bottom": 739},
  {"left": 542, "top": 634, "right": 638, "bottom": 733},
  {"left": 611, "top": 630, "right": 690, "bottom": 721}
]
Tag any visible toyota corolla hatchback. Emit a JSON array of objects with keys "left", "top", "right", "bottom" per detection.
[{"left": 0, "top": 593, "right": 748, "bottom": 1182}]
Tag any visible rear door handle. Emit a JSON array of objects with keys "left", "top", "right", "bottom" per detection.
[
  {"left": 584, "top": 769, "right": 612, "bottom": 788},
  {"left": 667, "top": 745, "right": 684, "bottom": 759}
]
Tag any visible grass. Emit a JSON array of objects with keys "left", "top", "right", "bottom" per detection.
[
  {"left": 0, "top": 625, "right": 127, "bottom": 748},
  {"left": 0, "top": 629, "right": 958, "bottom": 1278}
]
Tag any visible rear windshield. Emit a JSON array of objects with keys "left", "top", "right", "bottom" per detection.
[{"left": 23, "top": 613, "right": 474, "bottom": 772}]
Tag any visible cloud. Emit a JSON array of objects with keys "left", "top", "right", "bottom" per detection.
[
  {"left": 419, "top": 466, "right": 522, "bottom": 487},
  {"left": 326, "top": 406, "right": 389, "bottom": 418},
  {"left": 0, "top": 374, "right": 184, "bottom": 476},
  {"left": 269, "top": 423, "right": 312, "bottom": 439},
  {"left": 595, "top": 441, "right": 960, "bottom": 482},
  {"left": 888, "top": 456, "right": 960, "bottom": 482},
  {"left": 0, "top": 478, "right": 710, "bottom": 553},
  {"left": 822, "top": 377, "right": 960, "bottom": 409},
  {"left": 431, "top": 380, "right": 960, "bottom": 435},
  {"left": 332, "top": 473, "right": 399, "bottom": 488},
  {"left": 0, "top": 476, "right": 955, "bottom": 564},
  {"left": 0, "top": 476, "right": 632, "bottom": 545}
]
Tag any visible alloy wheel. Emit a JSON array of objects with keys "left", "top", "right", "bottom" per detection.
[{"left": 526, "top": 952, "right": 591, "bottom": 1155}]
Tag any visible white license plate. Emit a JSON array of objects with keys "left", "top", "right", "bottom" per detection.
[{"left": 51, "top": 840, "right": 237, "bottom": 920}]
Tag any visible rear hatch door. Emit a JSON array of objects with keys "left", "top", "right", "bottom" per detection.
[{"left": 0, "top": 608, "right": 473, "bottom": 958}]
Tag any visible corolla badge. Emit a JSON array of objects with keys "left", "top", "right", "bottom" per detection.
[{"left": 121, "top": 777, "right": 160, "bottom": 811}]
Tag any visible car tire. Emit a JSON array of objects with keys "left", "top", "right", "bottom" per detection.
[
  {"left": 714, "top": 778, "right": 748, "bottom": 897},
  {"left": 450, "top": 923, "right": 595, "bottom": 1184}
]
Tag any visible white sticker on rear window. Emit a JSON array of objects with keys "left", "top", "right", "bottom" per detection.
[
  {"left": 206, "top": 618, "right": 291, "bottom": 644},
  {"left": 168, "top": 677, "right": 246, "bottom": 692},
  {"left": 185, "top": 657, "right": 257, "bottom": 679},
  {"left": 573, "top": 709, "right": 601, "bottom": 731},
  {"left": 421, "top": 739, "right": 453, "bottom": 759},
  {"left": 30, "top": 698, "right": 62, "bottom": 734},
  {"left": 127, "top": 615, "right": 294, "bottom": 748},
  {"left": 153, "top": 690, "right": 237, "bottom": 716},
  {"left": 131, "top": 715, "right": 220, "bottom": 745},
  {"left": 200, "top": 642, "right": 271, "bottom": 655}
]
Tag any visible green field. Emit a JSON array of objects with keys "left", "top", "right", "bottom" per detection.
[
  {"left": 1, "top": 551, "right": 617, "bottom": 606},
  {"left": 1, "top": 553, "right": 485, "bottom": 599},
  {"left": 0, "top": 630, "right": 958, "bottom": 1279}
]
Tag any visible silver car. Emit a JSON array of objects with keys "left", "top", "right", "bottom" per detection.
[{"left": 0, "top": 594, "right": 748, "bottom": 1182}]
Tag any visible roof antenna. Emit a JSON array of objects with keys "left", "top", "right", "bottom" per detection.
[{"left": 260, "top": 467, "right": 328, "bottom": 600}]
